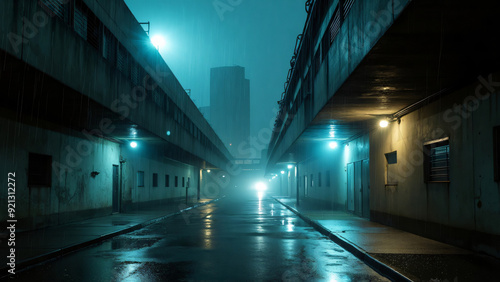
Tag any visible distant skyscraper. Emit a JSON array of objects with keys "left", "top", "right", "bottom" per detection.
[{"left": 210, "top": 66, "right": 250, "bottom": 158}]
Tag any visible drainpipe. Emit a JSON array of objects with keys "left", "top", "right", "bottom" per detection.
[{"left": 119, "top": 158, "right": 126, "bottom": 212}]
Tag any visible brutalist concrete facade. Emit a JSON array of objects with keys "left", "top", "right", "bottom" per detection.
[{"left": 0, "top": 0, "right": 232, "bottom": 230}]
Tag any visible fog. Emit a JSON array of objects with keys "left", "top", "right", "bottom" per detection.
[{"left": 124, "top": 0, "right": 306, "bottom": 143}]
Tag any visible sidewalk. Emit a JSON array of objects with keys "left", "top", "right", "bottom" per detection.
[
  {"left": 0, "top": 198, "right": 221, "bottom": 278},
  {"left": 274, "top": 197, "right": 500, "bottom": 282}
]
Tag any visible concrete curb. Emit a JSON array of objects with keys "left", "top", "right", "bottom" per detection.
[
  {"left": 2, "top": 197, "right": 224, "bottom": 278},
  {"left": 273, "top": 198, "right": 412, "bottom": 282}
]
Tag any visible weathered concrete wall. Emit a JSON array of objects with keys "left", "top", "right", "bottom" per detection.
[
  {"left": 0, "top": 0, "right": 230, "bottom": 230},
  {"left": 370, "top": 72, "right": 500, "bottom": 257},
  {"left": 0, "top": 116, "right": 206, "bottom": 229},
  {"left": 121, "top": 144, "right": 200, "bottom": 212},
  {"left": 0, "top": 117, "right": 120, "bottom": 230}
]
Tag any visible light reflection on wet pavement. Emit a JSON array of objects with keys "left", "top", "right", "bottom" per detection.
[{"left": 13, "top": 192, "right": 389, "bottom": 281}]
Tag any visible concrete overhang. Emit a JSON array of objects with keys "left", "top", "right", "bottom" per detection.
[
  {"left": 268, "top": 0, "right": 500, "bottom": 169},
  {"left": 0, "top": 49, "right": 228, "bottom": 169}
]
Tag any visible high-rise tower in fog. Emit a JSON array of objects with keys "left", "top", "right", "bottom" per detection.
[{"left": 210, "top": 66, "right": 250, "bottom": 158}]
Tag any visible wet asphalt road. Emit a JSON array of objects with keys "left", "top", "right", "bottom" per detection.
[{"left": 13, "top": 192, "right": 389, "bottom": 281}]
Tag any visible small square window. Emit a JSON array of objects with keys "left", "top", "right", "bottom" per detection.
[
  {"left": 175, "top": 176, "right": 178, "bottom": 187},
  {"left": 424, "top": 138, "right": 450, "bottom": 183},
  {"left": 385, "top": 151, "right": 398, "bottom": 185},
  {"left": 28, "top": 153, "right": 52, "bottom": 187},
  {"left": 152, "top": 173, "right": 158, "bottom": 187},
  {"left": 137, "top": 171, "right": 144, "bottom": 187},
  {"left": 165, "top": 174, "right": 170, "bottom": 187}
]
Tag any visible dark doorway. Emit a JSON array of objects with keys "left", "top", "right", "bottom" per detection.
[{"left": 112, "top": 165, "right": 119, "bottom": 213}]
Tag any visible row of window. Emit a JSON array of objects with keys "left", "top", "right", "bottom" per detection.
[
  {"left": 40, "top": 0, "right": 215, "bottom": 151},
  {"left": 136, "top": 171, "right": 190, "bottom": 188},
  {"left": 26, "top": 152, "right": 195, "bottom": 188},
  {"left": 273, "top": 0, "right": 355, "bottom": 145}
]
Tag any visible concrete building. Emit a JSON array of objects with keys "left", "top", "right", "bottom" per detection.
[
  {"left": 210, "top": 66, "right": 250, "bottom": 158},
  {"left": 198, "top": 106, "right": 211, "bottom": 122},
  {"left": 0, "top": 0, "right": 232, "bottom": 231},
  {"left": 266, "top": 0, "right": 500, "bottom": 258}
]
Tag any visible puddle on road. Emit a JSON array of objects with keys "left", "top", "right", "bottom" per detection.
[{"left": 116, "top": 261, "right": 193, "bottom": 281}]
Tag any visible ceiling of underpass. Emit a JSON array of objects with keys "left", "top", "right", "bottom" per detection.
[{"left": 272, "top": 0, "right": 500, "bottom": 166}]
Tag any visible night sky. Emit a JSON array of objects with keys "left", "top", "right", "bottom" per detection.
[{"left": 123, "top": 0, "right": 306, "bottom": 139}]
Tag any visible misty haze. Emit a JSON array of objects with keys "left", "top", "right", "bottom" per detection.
[{"left": 1, "top": 0, "right": 500, "bottom": 281}]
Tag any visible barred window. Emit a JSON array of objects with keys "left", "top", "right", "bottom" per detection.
[
  {"left": 131, "top": 61, "right": 140, "bottom": 86},
  {"left": 424, "top": 138, "right": 450, "bottom": 182},
  {"left": 74, "top": 1, "right": 88, "bottom": 40},
  {"left": 117, "top": 43, "right": 129, "bottom": 78},
  {"left": 102, "top": 27, "right": 117, "bottom": 65},
  {"left": 40, "top": 0, "right": 71, "bottom": 24}
]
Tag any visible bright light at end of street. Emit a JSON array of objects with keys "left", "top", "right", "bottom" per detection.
[
  {"left": 379, "top": 120, "right": 389, "bottom": 128},
  {"left": 255, "top": 182, "right": 267, "bottom": 191},
  {"left": 329, "top": 141, "right": 338, "bottom": 149},
  {"left": 130, "top": 141, "right": 138, "bottom": 148}
]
